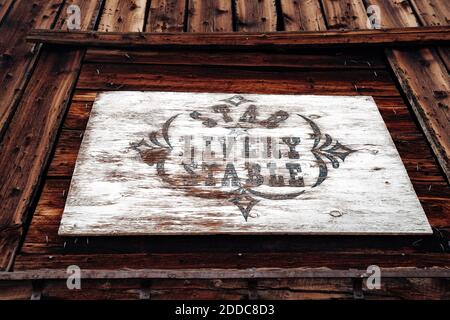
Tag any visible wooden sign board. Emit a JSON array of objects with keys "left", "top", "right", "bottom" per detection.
[{"left": 59, "top": 92, "right": 432, "bottom": 236}]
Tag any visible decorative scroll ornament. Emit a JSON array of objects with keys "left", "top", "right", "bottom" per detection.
[{"left": 131, "top": 95, "right": 356, "bottom": 221}]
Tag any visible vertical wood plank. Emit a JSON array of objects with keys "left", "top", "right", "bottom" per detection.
[
  {"left": 32, "top": 1, "right": 66, "bottom": 29},
  {"left": 0, "top": 0, "right": 14, "bottom": 25},
  {"left": 147, "top": 0, "right": 187, "bottom": 32},
  {"left": 0, "top": 0, "right": 104, "bottom": 271},
  {"left": 234, "top": 0, "right": 277, "bottom": 32},
  {"left": 360, "top": 0, "right": 450, "bottom": 183},
  {"left": 437, "top": 49, "right": 450, "bottom": 72},
  {"left": 280, "top": 0, "right": 327, "bottom": 31},
  {"left": 409, "top": 0, "right": 450, "bottom": 71},
  {"left": 386, "top": 48, "right": 450, "bottom": 182},
  {"left": 410, "top": 0, "right": 450, "bottom": 26},
  {"left": 98, "top": 0, "right": 147, "bottom": 32},
  {"left": 0, "top": 0, "right": 64, "bottom": 139},
  {"left": 188, "top": 0, "right": 233, "bottom": 32},
  {"left": 321, "top": 0, "right": 367, "bottom": 29},
  {"left": 55, "top": 0, "right": 105, "bottom": 31},
  {"left": 364, "top": 0, "right": 419, "bottom": 28}
]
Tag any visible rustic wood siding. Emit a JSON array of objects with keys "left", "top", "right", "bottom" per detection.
[
  {"left": 0, "top": 0, "right": 105, "bottom": 271},
  {"left": 0, "top": 0, "right": 449, "bottom": 299},
  {"left": 147, "top": 0, "right": 186, "bottom": 32}
]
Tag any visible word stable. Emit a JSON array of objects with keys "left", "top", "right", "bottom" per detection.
[{"left": 180, "top": 134, "right": 308, "bottom": 188}]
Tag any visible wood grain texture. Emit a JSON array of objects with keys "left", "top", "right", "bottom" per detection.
[
  {"left": 188, "top": 0, "right": 233, "bottom": 32},
  {"left": 59, "top": 91, "right": 431, "bottom": 236},
  {"left": 0, "top": 0, "right": 68, "bottom": 270},
  {"left": 0, "top": 48, "right": 86, "bottom": 271},
  {"left": 438, "top": 48, "right": 450, "bottom": 72},
  {"left": 15, "top": 174, "right": 450, "bottom": 250},
  {"left": 321, "top": 0, "right": 367, "bottom": 29},
  {"left": 77, "top": 63, "right": 397, "bottom": 96},
  {"left": 409, "top": 0, "right": 450, "bottom": 71},
  {"left": 2, "top": 267, "right": 450, "bottom": 280},
  {"left": 1, "top": 276, "right": 448, "bottom": 300},
  {"left": 410, "top": 0, "right": 450, "bottom": 26},
  {"left": 0, "top": 0, "right": 448, "bottom": 300},
  {"left": 0, "top": 0, "right": 64, "bottom": 139},
  {"left": 15, "top": 244, "right": 450, "bottom": 268},
  {"left": 36, "top": 92, "right": 450, "bottom": 240},
  {"left": 364, "top": 0, "right": 419, "bottom": 28},
  {"left": 234, "top": 0, "right": 277, "bottom": 32},
  {"left": 359, "top": 1, "right": 450, "bottom": 182},
  {"left": 18, "top": 32, "right": 447, "bottom": 283},
  {"left": 280, "top": 0, "right": 327, "bottom": 31},
  {"left": 0, "top": 0, "right": 14, "bottom": 25},
  {"left": 0, "top": 281, "right": 32, "bottom": 300},
  {"left": 84, "top": 48, "right": 386, "bottom": 69},
  {"left": 0, "top": 0, "right": 104, "bottom": 271},
  {"left": 98, "top": 0, "right": 147, "bottom": 32},
  {"left": 147, "top": 0, "right": 186, "bottom": 32},
  {"left": 27, "top": 26, "right": 450, "bottom": 48},
  {"left": 55, "top": 0, "right": 105, "bottom": 31},
  {"left": 387, "top": 48, "right": 450, "bottom": 183},
  {"left": 50, "top": 95, "right": 446, "bottom": 180},
  {"left": 330, "top": 1, "right": 450, "bottom": 189},
  {"left": 15, "top": 86, "right": 450, "bottom": 280}
]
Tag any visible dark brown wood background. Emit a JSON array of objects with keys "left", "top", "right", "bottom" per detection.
[{"left": 0, "top": 0, "right": 449, "bottom": 299}]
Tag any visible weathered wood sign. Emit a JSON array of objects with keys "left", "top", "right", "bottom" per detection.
[{"left": 59, "top": 92, "right": 432, "bottom": 236}]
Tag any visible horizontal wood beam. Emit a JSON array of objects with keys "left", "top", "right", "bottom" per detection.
[
  {"left": 1, "top": 267, "right": 450, "bottom": 281},
  {"left": 27, "top": 26, "right": 450, "bottom": 49}
]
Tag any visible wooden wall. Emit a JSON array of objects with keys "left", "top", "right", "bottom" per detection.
[{"left": 0, "top": 0, "right": 449, "bottom": 299}]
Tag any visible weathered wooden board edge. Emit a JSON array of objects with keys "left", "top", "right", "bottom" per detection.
[
  {"left": 26, "top": 26, "right": 450, "bottom": 49},
  {"left": 58, "top": 230, "right": 435, "bottom": 237},
  {"left": 0, "top": 0, "right": 65, "bottom": 139},
  {"left": 1, "top": 277, "right": 449, "bottom": 300},
  {"left": 82, "top": 48, "right": 386, "bottom": 69},
  {"left": 0, "top": 0, "right": 14, "bottom": 26},
  {"left": 1, "top": 267, "right": 450, "bottom": 280},
  {"left": 0, "top": 0, "right": 70, "bottom": 271},
  {"left": 386, "top": 48, "right": 450, "bottom": 184}
]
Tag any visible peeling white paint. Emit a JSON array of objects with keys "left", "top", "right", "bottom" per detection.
[{"left": 59, "top": 92, "right": 432, "bottom": 236}]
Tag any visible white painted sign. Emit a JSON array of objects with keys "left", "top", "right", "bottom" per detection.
[{"left": 59, "top": 92, "right": 432, "bottom": 236}]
